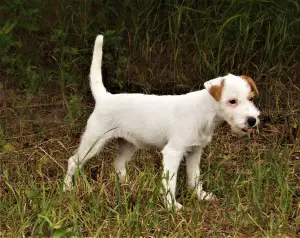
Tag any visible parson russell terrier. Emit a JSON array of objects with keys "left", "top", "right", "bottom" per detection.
[{"left": 63, "top": 35, "right": 260, "bottom": 210}]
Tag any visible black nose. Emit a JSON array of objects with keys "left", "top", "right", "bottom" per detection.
[{"left": 247, "top": 117, "right": 256, "bottom": 127}]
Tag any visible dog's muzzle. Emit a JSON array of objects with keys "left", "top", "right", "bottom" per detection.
[{"left": 241, "top": 116, "right": 259, "bottom": 133}]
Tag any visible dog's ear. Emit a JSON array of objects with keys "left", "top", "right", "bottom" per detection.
[
  {"left": 204, "top": 78, "right": 224, "bottom": 101},
  {"left": 240, "top": 75, "right": 259, "bottom": 96}
]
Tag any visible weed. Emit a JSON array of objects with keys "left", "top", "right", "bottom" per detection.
[{"left": 65, "top": 93, "right": 83, "bottom": 134}]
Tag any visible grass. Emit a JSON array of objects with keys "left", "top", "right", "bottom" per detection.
[{"left": 1, "top": 0, "right": 300, "bottom": 237}]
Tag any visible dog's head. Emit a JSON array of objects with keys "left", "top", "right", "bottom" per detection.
[{"left": 204, "top": 74, "right": 260, "bottom": 135}]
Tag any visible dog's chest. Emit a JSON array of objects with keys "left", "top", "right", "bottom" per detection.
[
  {"left": 194, "top": 133, "right": 213, "bottom": 147},
  {"left": 185, "top": 134, "right": 212, "bottom": 153},
  {"left": 186, "top": 120, "right": 218, "bottom": 148}
]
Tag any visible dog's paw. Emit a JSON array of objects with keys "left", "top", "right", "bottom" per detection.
[
  {"left": 118, "top": 174, "right": 128, "bottom": 183},
  {"left": 174, "top": 201, "right": 183, "bottom": 211},
  {"left": 63, "top": 176, "right": 73, "bottom": 191},
  {"left": 168, "top": 202, "right": 183, "bottom": 211},
  {"left": 165, "top": 201, "right": 183, "bottom": 211},
  {"left": 198, "top": 190, "right": 216, "bottom": 201}
]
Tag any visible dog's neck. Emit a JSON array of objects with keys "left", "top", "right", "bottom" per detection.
[{"left": 195, "top": 89, "right": 225, "bottom": 132}]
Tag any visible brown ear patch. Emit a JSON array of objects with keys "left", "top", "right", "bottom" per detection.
[
  {"left": 241, "top": 75, "right": 259, "bottom": 96},
  {"left": 209, "top": 80, "right": 224, "bottom": 101}
]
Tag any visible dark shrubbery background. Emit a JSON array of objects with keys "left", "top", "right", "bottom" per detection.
[{"left": 2, "top": 0, "right": 299, "bottom": 95}]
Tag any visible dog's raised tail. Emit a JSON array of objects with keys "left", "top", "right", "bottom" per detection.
[{"left": 90, "top": 35, "right": 107, "bottom": 101}]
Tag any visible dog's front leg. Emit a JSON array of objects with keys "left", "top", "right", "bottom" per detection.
[
  {"left": 186, "top": 147, "right": 215, "bottom": 201},
  {"left": 161, "top": 145, "right": 184, "bottom": 210}
]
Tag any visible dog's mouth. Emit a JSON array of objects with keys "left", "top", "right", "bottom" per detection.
[
  {"left": 231, "top": 126, "right": 256, "bottom": 136},
  {"left": 241, "top": 127, "right": 253, "bottom": 133}
]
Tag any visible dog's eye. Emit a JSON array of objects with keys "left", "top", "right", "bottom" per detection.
[
  {"left": 229, "top": 99, "right": 237, "bottom": 105},
  {"left": 249, "top": 97, "right": 254, "bottom": 102}
]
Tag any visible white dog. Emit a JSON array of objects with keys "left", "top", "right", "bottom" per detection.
[{"left": 64, "top": 35, "right": 260, "bottom": 210}]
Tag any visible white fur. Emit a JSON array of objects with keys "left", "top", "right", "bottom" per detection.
[{"left": 64, "top": 35, "right": 261, "bottom": 210}]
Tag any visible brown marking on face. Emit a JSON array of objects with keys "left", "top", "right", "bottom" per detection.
[
  {"left": 240, "top": 75, "right": 259, "bottom": 96},
  {"left": 209, "top": 80, "right": 224, "bottom": 101}
]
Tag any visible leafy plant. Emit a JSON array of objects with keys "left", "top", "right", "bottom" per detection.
[
  {"left": 0, "top": 0, "right": 39, "bottom": 55},
  {"left": 65, "top": 93, "right": 84, "bottom": 134},
  {"left": 103, "top": 29, "right": 128, "bottom": 91}
]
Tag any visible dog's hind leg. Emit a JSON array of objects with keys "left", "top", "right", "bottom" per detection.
[
  {"left": 114, "top": 139, "right": 137, "bottom": 182},
  {"left": 186, "top": 147, "right": 215, "bottom": 200},
  {"left": 63, "top": 113, "right": 114, "bottom": 190}
]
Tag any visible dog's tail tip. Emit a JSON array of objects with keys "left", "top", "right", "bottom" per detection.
[
  {"left": 90, "top": 34, "right": 106, "bottom": 99},
  {"left": 95, "top": 35, "right": 104, "bottom": 46}
]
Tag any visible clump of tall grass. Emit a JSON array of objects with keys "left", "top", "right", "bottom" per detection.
[
  {"left": 120, "top": 0, "right": 300, "bottom": 90},
  {"left": 3, "top": 0, "right": 299, "bottom": 93}
]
